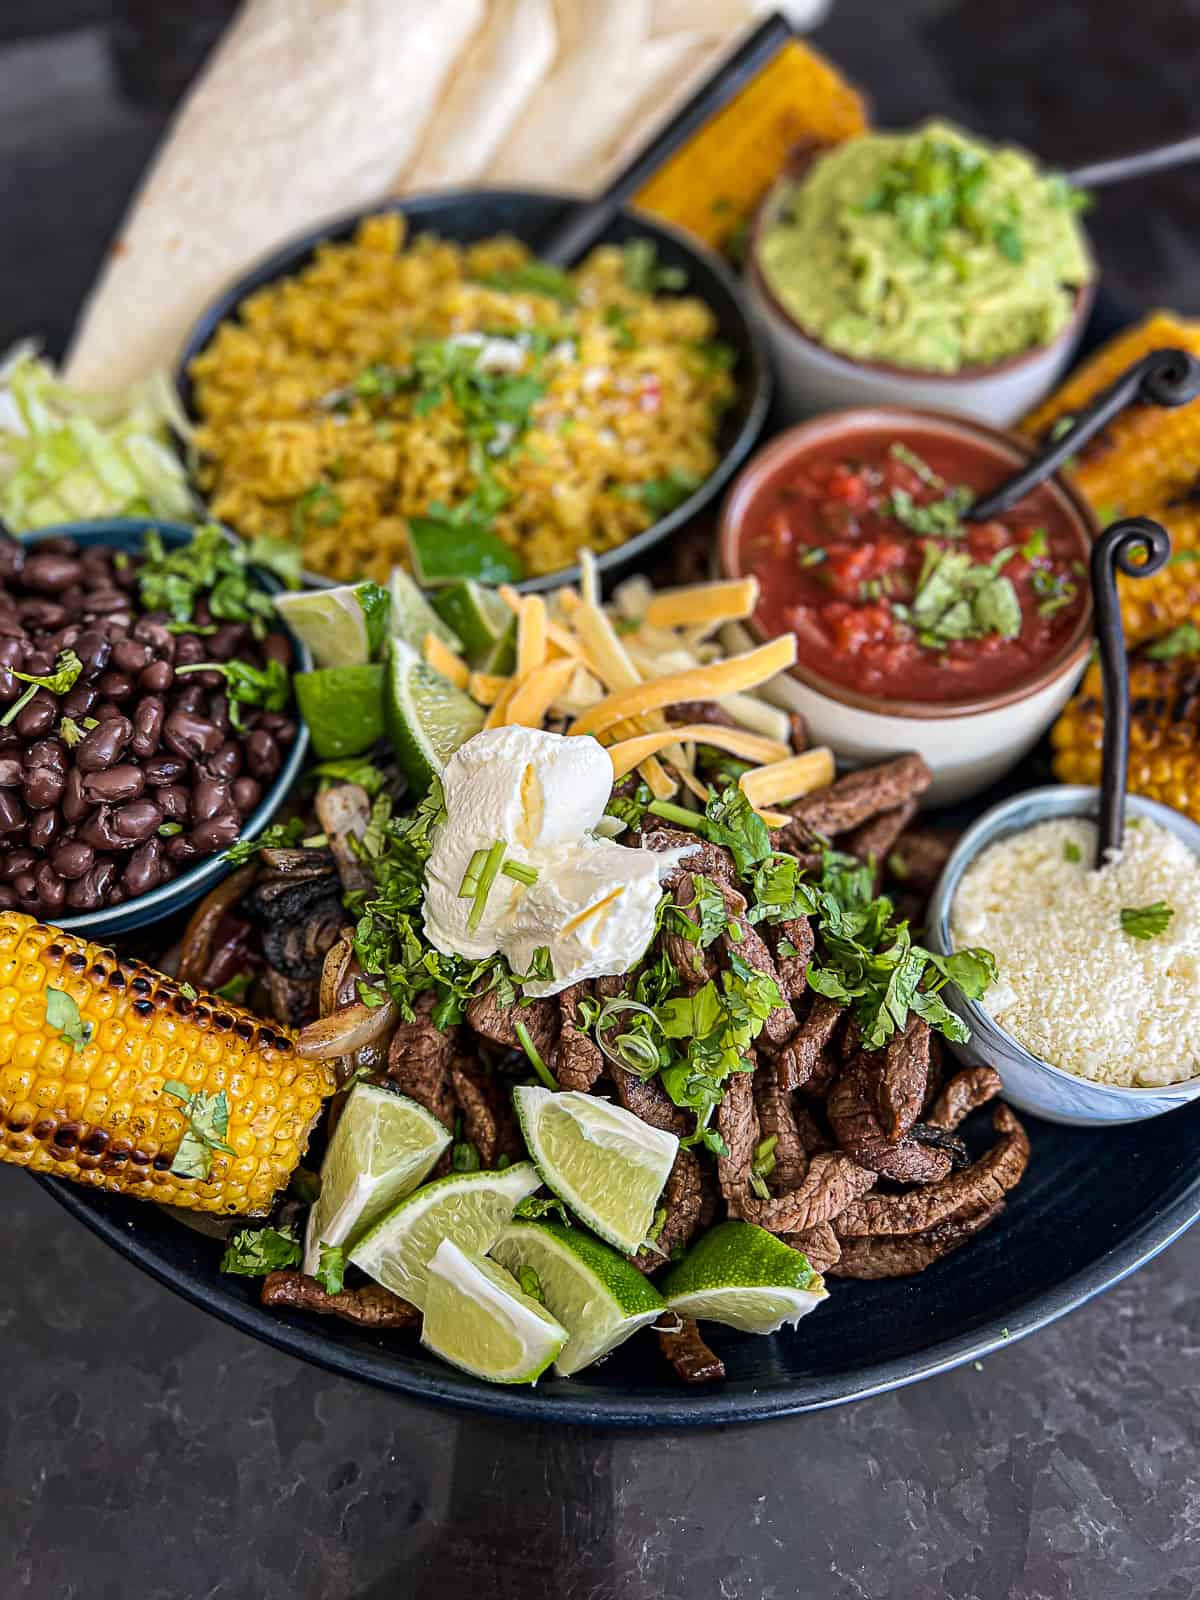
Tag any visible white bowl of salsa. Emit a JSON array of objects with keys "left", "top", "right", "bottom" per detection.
[{"left": 718, "top": 407, "right": 1097, "bottom": 805}]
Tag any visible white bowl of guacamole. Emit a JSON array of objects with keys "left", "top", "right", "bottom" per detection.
[{"left": 748, "top": 122, "right": 1095, "bottom": 425}]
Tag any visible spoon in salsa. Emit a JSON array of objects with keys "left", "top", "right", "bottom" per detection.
[
  {"left": 1088, "top": 515, "right": 1172, "bottom": 867},
  {"left": 967, "top": 347, "right": 1200, "bottom": 523}
]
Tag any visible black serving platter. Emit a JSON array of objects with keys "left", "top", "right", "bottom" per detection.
[
  {"left": 174, "top": 188, "right": 772, "bottom": 595},
  {"left": 38, "top": 289, "right": 1200, "bottom": 1426}
]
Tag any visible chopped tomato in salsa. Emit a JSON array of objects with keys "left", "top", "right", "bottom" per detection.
[{"left": 737, "top": 430, "right": 1088, "bottom": 702}]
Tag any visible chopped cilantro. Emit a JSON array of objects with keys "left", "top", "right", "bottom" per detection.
[
  {"left": 315, "top": 1244, "right": 346, "bottom": 1295},
  {"left": 162, "top": 1080, "right": 236, "bottom": 1181},
  {"left": 220, "top": 1226, "right": 301, "bottom": 1276},
  {"left": 45, "top": 987, "right": 92, "bottom": 1053},
  {"left": 138, "top": 524, "right": 279, "bottom": 640},
  {"left": 176, "top": 655, "right": 290, "bottom": 732},
  {"left": 1063, "top": 840, "right": 1082, "bottom": 864},
  {"left": 1145, "top": 623, "right": 1200, "bottom": 660},
  {"left": 224, "top": 815, "right": 309, "bottom": 866},
  {"left": 617, "top": 470, "right": 701, "bottom": 519},
  {"left": 1120, "top": 902, "right": 1173, "bottom": 940},
  {"left": 516, "top": 1265, "right": 546, "bottom": 1304},
  {"left": 1, "top": 648, "right": 83, "bottom": 728},
  {"left": 477, "top": 263, "right": 577, "bottom": 304},
  {"left": 621, "top": 239, "right": 688, "bottom": 295},
  {"left": 514, "top": 1194, "right": 572, "bottom": 1224}
]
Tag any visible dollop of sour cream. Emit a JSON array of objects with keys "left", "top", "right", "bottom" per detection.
[{"left": 422, "top": 727, "right": 694, "bottom": 997}]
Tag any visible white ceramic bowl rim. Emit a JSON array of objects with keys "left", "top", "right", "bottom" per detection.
[{"left": 927, "top": 785, "right": 1200, "bottom": 1102}]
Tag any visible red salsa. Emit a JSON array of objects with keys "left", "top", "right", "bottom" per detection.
[{"left": 736, "top": 428, "right": 1089, "bottom": 703}]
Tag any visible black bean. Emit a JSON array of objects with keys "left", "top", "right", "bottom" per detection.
[
  {"left": 78, "top": 808, "right": 128, "bottom": 852},
  {"left": 190, "top": 812, "right": 241, "bottom": 853},
  {"left": 82, "top": 588, "right": 129, "bottom": 616},
  {"left": 83, "top": 764, "right": 145, "bottom": 804},
  {"left": 1, "top": 848, "right": 37, "bottom": 882},
  {"left": 97, "top": 670, "right": 135, "bottom": 702},
  {"left": 23, "top": 765, "right": 64, "bottom": 811},
  {"left": 205, "top": 741, "right": 242, "bottom": 782},
  {"left": 14, "top": 694, "right": 55, "bottom": 740},
  {"left": 0, "top": 670, "right": 16, "bottom": 704},
  {"left": 12, "top": 872, "right": 37, "bottom": 903},
  {"left": 0, "top": 789, "right": 25, "bottom": 834},
  {"left": 143, "top": 753, "right": 186, "bottom": 784},
  {"left": 272, "top": 718, "right": 297, "bottom": 748},
  {"left": 52, "top": 841, "right": 94, "bottom": 880},
  {"left": 245, "top": 729, "right": 281, "bottom": 781},
  {"left": 46, "top": 624, "right": 82, "bottom": 657},
  {"left": 155, "top": 784, "right": 190, "bottom": 822},
  {"left": 261, "top": 631, "right": 293, "bottom": 670},
  {"left": 28, "top": 807, "right": 61, "bottom": 852},
  {"left": 139, "top": 658, "right": 174, "bottom": 694},
  {"left": 0, "top": 757, "right": 21, "bottom": 786},
  {"left": 112, "top": 799, "right": 162, "bottom": 841},
  {"left": 22, "top": 553, "right": 84, "bottom": 591},
  {"left": 163, "top": 710, "right": 222, "bottom": 760},
  {"left": 27, "top": 738, "right": 66, "bottom": 773},
  {"left": 111, "top": 637, "right": 150, "bottom": 675},
  {"left": 0, "top": 542, "right": 24, "bottom": 581},
  {"left": 0, "top": 637, "right": 25, "bottom": 669},
  {"left": 73, "top": 627, "right": 112, "bottom": 677},
  {"left": 130, "top": 696, "right": 164, "bottom": 759},
  {"left": 173, "top": 635, "right": 206, "bottom": 667},
  {"left": 187, "top": 668, "right": 224, "bottom": 690},
  {"left": 60, "top": 683, "right": 98, "bottom": 720},
  {"left": 19, "top": 599, "right": 67, "bottom": 632},
  {"left": 132, "top": 619, "right": 175, "bottom": 659},
  {"left": 171, "top": 684, "right": 206, "bottom": 715},
  {"left": 165, "top": 833, "right": 198, "bottom": 865},
  {"left": 207, "top": 623, "right": 247, "bottom": 660},
  {"left": 32, "top": 862, "right": 66, "bottom": 913},
  {"left": 91, "top": 700, "right": 125, "bottom": 723},
  {"left": 66, "top": 870, "right": 100, "bottom": 911},
  {"left": 123, "top": 838, "right": 165, "bottom": 897},
  {"left": 0, "top": 885, "right": 17, "bottom": 911},
  {"left": 231, "top": 777, "right": 261, "bottom": 815},
  {"left": 191, "top": 777, "right": 230, "bottom": 823},
  {"left": 208, "top": 692, "right": 231, "bottom": 733},
  {"left": 62, "top": 767, "right": 89, "bottom": 823},
  {"left": 76, "top": 715, "right": 132, "bottom": 772}
]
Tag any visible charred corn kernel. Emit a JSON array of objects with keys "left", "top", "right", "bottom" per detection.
[
  {"left": 0, "top": 913, "right": 336, "bottom": 1214},
  {"left": 1117, "top": 500, "right": 1200, "bottom": 646},
  {"left": 1051, "top": 651, "right": 1200, "bottom": 823},
  {"left": 1021, "top": 312, "right": 1200, "bottom": 517}
]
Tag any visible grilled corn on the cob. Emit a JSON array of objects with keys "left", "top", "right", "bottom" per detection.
[
  {"left": 1117, "top": 500, "right": 1200, "bottom": 647},
  {"left": 1051, "top": 650, "right": 1200, "bottom": 820},
  {"left": 0, "top": 913, "right": 336, "bottom": 1214},
  {"left": 1021, "top": 312, "right": 1200, "bottom": 518}
]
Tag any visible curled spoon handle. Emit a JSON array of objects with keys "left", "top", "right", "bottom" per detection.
[
  {"left": 1091, "top": 517, "right": 1172, "bottom": 867},
  {"left": 1066, "top": 134, "right": 1200, "bottom": 189}
]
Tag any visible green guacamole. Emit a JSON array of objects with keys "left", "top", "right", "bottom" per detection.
[{"left": 757, "top": 122, "right": 1093, "bottom": 373}]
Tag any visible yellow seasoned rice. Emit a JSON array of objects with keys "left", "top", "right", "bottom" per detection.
[{"left": 189, "top": 213, "right": 736, "bottom": 582}]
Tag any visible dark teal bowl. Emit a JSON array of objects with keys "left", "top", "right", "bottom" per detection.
[{"left": 13, "top": 518, "right": 311, "bottom": 939}]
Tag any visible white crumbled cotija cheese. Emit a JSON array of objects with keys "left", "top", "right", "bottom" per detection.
[
  {"left": 422, "top": 727, "right": 694, "bottom": 997},
  {"left": 950, "top": 816, "right": 1200, "bottom": 1088}
]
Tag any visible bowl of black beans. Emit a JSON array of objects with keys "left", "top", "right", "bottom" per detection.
[{"left": 0, "top": 519, "right": 311, "bottom": 935}]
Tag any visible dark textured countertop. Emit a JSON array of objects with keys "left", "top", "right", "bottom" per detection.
[{"left": 4, "top": 5, "right": 1200, "bottom": 1596}]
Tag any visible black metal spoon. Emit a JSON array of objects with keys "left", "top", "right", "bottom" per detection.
[
  {"left": 1089, "top": 515, "right": 1172, "bottom": 867},
  {"left": 966, "top": 347, "right": 1200, "bottom": 523}
]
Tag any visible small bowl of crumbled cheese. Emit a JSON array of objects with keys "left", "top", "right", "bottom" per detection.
[{"left": 927, "top": 785, "right": 1200, "bottom": 1125}]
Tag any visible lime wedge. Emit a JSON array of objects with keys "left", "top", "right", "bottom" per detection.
[
  {"left": 384, "top": 637, "right": 484, "bottom": 792},
  {"left": 388, "top": 566, "right": 463, "bottom": 653},
  {"left": 483, "top": 616, "right": 517, "bottom": 677},
  {"left": 512, "top": 1086, "right": 679, "bottom": 1256},
  {"left": 491, "top": 1219, "right": 665, "bottom": 1376},
  {"left": 348, "top": 1160, "right": 540, "bottom": 1309},
  {"left": 659, "top": 1220, "right": 828, "bottom": 1334},
  {"left": 274, "top": 581, "right": 390, "bottom": 668},
  {"left": 302, "top": 1085, "right": 451, "bottom": 1274},
  {"left": 430, "top": 581, "right": 511, "bottom": 664},
  {"left": 408, "top": 516, "right": 524, "bottom": 587},
  {"left": 293, "top": 664, "right": 383, "bottom": 759},
  {"left": 422, "top": 1238, "right": 568, "bottom": 1384}
]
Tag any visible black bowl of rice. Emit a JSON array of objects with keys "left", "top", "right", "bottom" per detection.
[{"left": 176, "top": 189, "right": 771, "bottom": 594}]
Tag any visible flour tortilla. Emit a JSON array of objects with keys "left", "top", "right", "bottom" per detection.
[
  {"left": 65, "top": 0, "right": 484, "bottom": 390},
  {"left": 402, "top": 0, "right": 557, "bottom": 191}
]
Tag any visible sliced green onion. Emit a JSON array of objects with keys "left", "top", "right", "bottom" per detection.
[
  {"left": 459, "top": 847, "right": 490, "bottom": 899},
  {"left": 467, "top": 839, "right": 507, "bottom": 931},
  {"left": 514, "top": 1019, "right": 557, "bottom": 1090},
  {"left": 501, "top": 859, "right": 538, "bottom": 887}
]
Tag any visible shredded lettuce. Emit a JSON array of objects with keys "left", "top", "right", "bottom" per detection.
[{"left": 0, "top": 343, "right": 194, "bottom": 529}]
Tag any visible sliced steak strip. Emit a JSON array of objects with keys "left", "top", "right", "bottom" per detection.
[
  {"left": 767, "top": 916, "right": 814, "bottom": 1002},
  {"left": 834, "top": 1105, "right": 1029, "bottom": 1237},
  {"left": 753, "top": 1073, "right": 808, "bottom": 1194},
  {"left": 635, "top": 825, "right": 735, "bottom": 886},
  {"left": 843, "top": 799, "right": 918, "bottom": 891},
  {"left": 387, "top": 991, "right": 457, "bottom": 1129},
  {"left": 467, "top": 988, "right": 560, "bottom": 1061},
  {"left": 656, "top": 1317, "right": 725, "bottom": 1385},
  {"left": 928, "top": 1066, "right": 1003, "bottom": 1131},
  {"left": 781, "top": 1222, "right": 841, "bottom": 1274},
  {"left": 611, "top": 1065, "right": 691, "bottom": 1137},
  {"left": 827, "top": 1035, "right": 950, "bottom": 1183},
  {"left": 777, "top": 995, "right": 844, "bottom": 1091},
  {"left": 451, "top": 1060, "right": 523, "bottom": 1169},
  {"left": 716, "top": 1066, "right": 760, "bottom": 1206},
  {"left": 778, "top": 754, "right": 932, "bottom": 850},
  {"left": 664, "top": 700, "right": 739, "bottom": 728},
  {"left": 874, "top": 1017, "right": 931, "bottom": 1141},
  {"left": 261, "top": 1271, "right": 419, "bottom": 1329},
  {"left": 632, "top": 1148, "right": 703, "bottom": 1273},
  {"left": 736, "top": 1150, "right": 876, "bottom": 1234},
  {"left": 829, "top": 1202, "right": 1005, "bottom": 1279},
  {"left": 715, "top": 879, "right": 796, "bottom": 1050},
  {"left": 557, "top": 982, "right": 604, "bottom": 1092},
  {"left": 886, "top": 825, "right": 958, "bottom": 898},
  {"left": 662, "top": 872, "right": 719, "bottom": 988}
]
